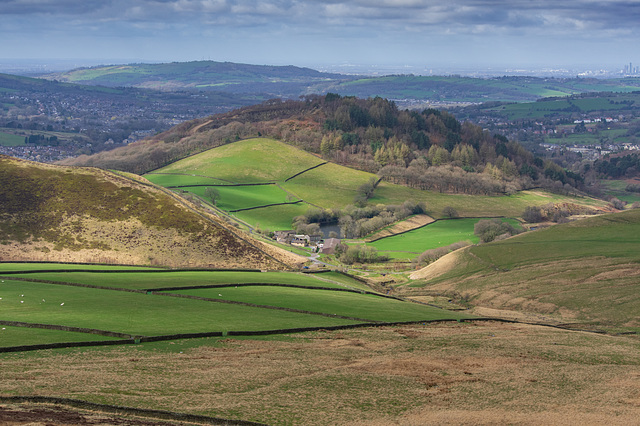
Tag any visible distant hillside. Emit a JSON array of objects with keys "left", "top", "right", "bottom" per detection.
[
  {"left": 42, "top": 61, "right": 640, "bottom": 104},
  {"left": 43, "top": 60, "right": 353, "bottom": 96},
  {"left": 408, "top": 208, "right": 640, "bottom": 333},
  {"left": 452, "top": 91, "right": 640, "bottom": 121},
  {"left": 0, "top": 155, "right": 291, "bottom": 269},
  {"left": 322, "top": 75, "right": 640, "bottom": 103},
  {"left": 61, "top": 95, "right": 590, "bottom": 198}
]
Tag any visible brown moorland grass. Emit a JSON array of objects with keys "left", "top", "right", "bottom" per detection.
[
  {"left": 1, "top": 322, "right": 639, "bottom": 425},
  {"left": 0, "top": 155, "right": 285, "bottom": 269},
  {"left": 406, "top": 209, "right": 640, "bottom": 333}
]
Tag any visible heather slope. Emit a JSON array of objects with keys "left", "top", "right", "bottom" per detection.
[{"left": 0, "top": 155, "right": 285, "bottom": 269}]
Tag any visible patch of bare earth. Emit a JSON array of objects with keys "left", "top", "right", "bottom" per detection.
[
  {"left": 1, "top": 322, "right": 639, "bottom": 425},
  {"left": 366, "top": 215, "right": 435, "bottom": 242},
  {"left": 0, "top": 404, "right": 181, "bottom": 425},
  {"left": 409, "top": 249, "right": 462, "bottom": 281}
]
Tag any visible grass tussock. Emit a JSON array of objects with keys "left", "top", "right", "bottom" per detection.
[{"left": 1, "top": 322, "right": 639, "bottom": 425}]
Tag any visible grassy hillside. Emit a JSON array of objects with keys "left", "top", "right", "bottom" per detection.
[
  {"left": 332, "top": 75, "right": 640, "bottom": 102},
  {"left": 0, "top": 265, "right": 470, "bottom": 348},
  {"left": 43, "top": 60, "right": 351, "bottom": 94},
  {"left": 457, "top": 91, "right": 640, "bottom": 121},
  {"left": 366, "top": 218, "right": 521, "bottom": 260},
  {"left": 0, "top": 155, "right": 286, "bottom": 269},
  {"left": 149, "top": 138, "right": 324, "bottom": 183},
  {"left": 407, "top": 208, "right": 640, "bottom": 333},
  {"left": 144, "top": 138, "right": 606, "bottom": 231}
]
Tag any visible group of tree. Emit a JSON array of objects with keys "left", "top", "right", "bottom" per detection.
[
  {"left": 595, "top": 153, "right": 640, "bottom": 179},
  {"left": 25, "top": 134, "right": 58, "bottom": 146},
  {"left": 521, "top": 202, "right": 599, "bottom": 224},
  {"left": 334, "top": 243, "right": 389, "bottom": 265},
  {"left": 64, "top": 93, "right": 589, "bottom": 197},
  {"left": 292, "top": 201, "right": 426, "bottom": 239},
  {"left": 473, "top": 219, "right": 521, "bottom": 243}
]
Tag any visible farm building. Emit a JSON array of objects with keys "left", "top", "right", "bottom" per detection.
[{"left": 320, "top": 238, "right": 341, "bottom": 254}]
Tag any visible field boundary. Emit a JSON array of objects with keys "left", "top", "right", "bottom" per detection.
[
  {"left": 0, "top": 267, "right": 261, "bottom": 275},
  {"left": 144, "top": 172, "right": 236, "bottom": 184},
  {"left": 228, "top": 200, "right": 304, "bottom": 213},
  {"left": 168, "top": 182, "right": 275, "bottom": 188},
  {"left": 0, "top": 395, "right": 268, "bottom": 426},
  {"left": 153, "top": 291, "right": 384, "bottom": 323},
  {"left": 284, "top": 162, "right": 328, "bottom": 182},
  {"left": 0, "top": 320, "right": 133, "bottom": 339},
  {"left": 4, "top": 317, "right": 626, "bottom": 354},
  {"left": 366, "top": 216, "right": 508, "bottom": 243},
  {"left": 0, "top": 319, "right": 465, "bottom": 353}
]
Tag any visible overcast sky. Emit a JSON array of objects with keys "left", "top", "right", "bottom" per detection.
[{"left": 1, "top": 0, "right": 639, "bottom": 72}]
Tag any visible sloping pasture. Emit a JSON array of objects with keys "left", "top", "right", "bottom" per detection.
[{"left": 0, "top": 265, "right": 471, "bottom": 349}]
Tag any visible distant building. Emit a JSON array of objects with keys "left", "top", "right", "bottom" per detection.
[
  {"left": 320, "top": 238, "right": 341, "bottom": 255},
  {"left": 274, "top": 230, "right": 295, "bottom": 244}
]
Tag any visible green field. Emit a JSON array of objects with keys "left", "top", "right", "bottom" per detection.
[
  {"left": 3, "top": 269, "right": 362, "bottom": 291},
  {"left": 411, "top": 209, "right": 640, "bottom": 333},
  {"left": 281, "top": 162, "right": 377, "bottom": 208},
  {"left": 600, "top": 180, "right": 640, "bottom": 203},
  {"left": 477, "top": 92, "right": 640, "bottom": 121},
  {"left": 0, "top": 325, "right": 120, "bottom": 348},
  {"left": 0, "top": 280, "right": 364, "bottom": 337},
  {"left": 144, "top": 137, "right": 606, "bottom": 231},
  {"left": 0, "top": 266, "right": 471, "bottom": 349},
  {"left": 0, "top": 131, "right": 25, "bottom": 146},
  {"left": 184, "top": 184, "right": 299, "bottom": 211},
  {"left": 366, "top": 218, "right": 521, "bottom": 259},
  {"left": 171, "top": 286, "right": 465, "bottom": 322},
  {"left": 144, "top": 173, "right": 231, "bottom": 186},
  {"left": 233, "top": 202, "right": 311, "bottom": 230},
  {"left": 150, "top": 138, "right": 324, "bottom": 183}
]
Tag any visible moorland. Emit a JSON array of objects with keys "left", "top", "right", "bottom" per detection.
[{"left": 1, "top": 85, "right": 640, "bottom": 424}]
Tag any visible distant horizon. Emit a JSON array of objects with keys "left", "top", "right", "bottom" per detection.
[{"left": 0, "top": 57, "right": 637, "bottom": 79}]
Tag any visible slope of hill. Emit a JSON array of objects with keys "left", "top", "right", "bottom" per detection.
[
  {"left": 408, "top": 208, "right": 640, "bottom": 333},
  {"left": 321, "top": 75, "right": 640, "bottom": 103},
  {"left": 0, "top": 155, "right": 290, "bottom": 269},
  {"left": 42, "top": 61, "right": 640, "bottom": 104},
  {"left": 43, "top": 60, "right": 353, "bottom": 95}
]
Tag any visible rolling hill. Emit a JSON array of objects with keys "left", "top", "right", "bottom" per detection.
[
  {"left": 407, "top": 208, "right": 640, "bottom": 333},
  {"left": 0, "top": 155, "right": 294, "bottom": 269},
  {"left": 41, "top": 61, "right": 640, "bottom": 104},
  {"left": 144, "top": 138, "right": 605, "bottom": 232},
  {"left": 42, "top": 60, "right": 353, "bottom": 95}
]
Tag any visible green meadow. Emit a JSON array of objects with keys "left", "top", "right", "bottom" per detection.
[
  {"left": 366, "top": 218, "right": 521, "bottom": 260},
  {"left": 600, "top": 180, "right": 640, "bottom": 203},
  {"left": 0, "top": 325, "right": 120, "bottom": 348},
  {"left": 1, "top": 269, "right": 363, "bottom": 291},
  {"left": 185, "top": 184, "right": 298, "bottom": 211},
  {"left": 171, "top": 286, "right": 466, "bottom": 322},
  {"left": 143, "top": 137, "right": 605, "bottom": 232},
  {"left": 232, "top": 202, "right": 311, "bottom": 231},
  {"left": 0, "top": 131, "right": 25, "bottom": 146},
  {"left": 0, "top": 280, "right": 360, "bottom": 337},
  {"left": 0, "top": 266, "right": 470, "bottom": 348},
  {"left": 149, "top": 138, "right": 324, "bottom": 183}
]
